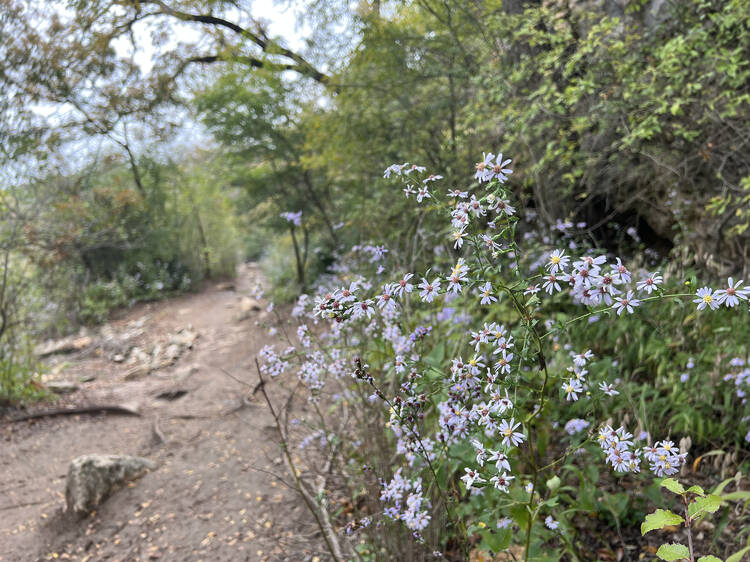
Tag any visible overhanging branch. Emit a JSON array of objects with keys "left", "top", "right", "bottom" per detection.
[{"left": 137, "top": 0, "right": 330, "bottom": 85}]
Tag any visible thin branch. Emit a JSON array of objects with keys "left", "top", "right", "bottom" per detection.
[
  {"left": 253, "top": 359, "right": 345, "bottom": 562},
  {"left": 140, "top": 0, "right": 330, "bottom": 84}
]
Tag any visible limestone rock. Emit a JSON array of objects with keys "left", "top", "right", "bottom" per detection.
[
  {"left": 65, "top": 454, "right": 155, "bottom": 514},
  {"left": 46, "top": 380, "right": 79, "bottom": 394},
  {"left": 168, "top": 327, "right": 197, "bottom": 349},
  {"left": 34, "top": 336, "right": 92, "bottom": 358},
  {"left": 123, "top": 364, "right": 151, "bottom": 380},
  {"left": 164, "top": 343, "right": 182, "bottom": 362},
  {"left": 236, "top": 297, "right": 261, "bottom": 320},
  {"left": 242, "top": 296, "right": 261, "bottom": 311}
]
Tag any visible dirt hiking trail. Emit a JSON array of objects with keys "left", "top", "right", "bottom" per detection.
[{"left": 1, "top": 264, "right": 325, "bottom": 562}]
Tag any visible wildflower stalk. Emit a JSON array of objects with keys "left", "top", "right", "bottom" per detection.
[
  {"left": 683, "top": 494, "right": 695, "bottom": 562},
  {"left": 523, "top": 439, "right": 539, "bottom": 562},
  {"left": 539, "top": 292, "right": 696, "bottom": 340},
  {"left": 353, "top": 357, "right": 468, "bottom": 554},
  {"left": 253, "top": 359, "right": 346, "bottom": 562}
]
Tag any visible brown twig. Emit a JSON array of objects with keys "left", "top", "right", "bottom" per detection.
[{"left": 252, "top": 359, "right": 346, "bottom": 562}]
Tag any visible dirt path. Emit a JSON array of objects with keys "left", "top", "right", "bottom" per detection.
[{"left": 0, "top": 264, "right": 324, "bottom": 562}]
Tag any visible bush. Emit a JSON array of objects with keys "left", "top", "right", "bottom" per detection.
[
  {"left": 16, "top": 148, "right": 241, "bottom": 331},
  {"left": 79, "top": 280, "right": 128, "bottom": 324},
  {"left": 0, "top": 345, "right": 43, "bottom": 406}
]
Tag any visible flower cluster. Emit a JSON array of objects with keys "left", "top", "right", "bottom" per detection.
[
  {"left": 598, "top": 426, "right": 687, "bottom": 476},
  {"left": 380, "top": 469, "right": 432, "bottom": 531},
  {"left": 564, "top": 418, "right": 590, "bottom": 435},
  {"left": 542, "top": 250, "right": 647, "bottom": 314},
  {"left": 643, "top": 440, "right": 688, "bottom": 477},
  {"left": 462, "top": 437, "right": 515, "bottom": 493},
  {"left": 724, "top": 357, "right": 750, "bottom": 402},
  {"left": 474, "top": 152, "right": 513, "bottom": 184},
  {"left": 280, "top": 211, "right": 302, "bottom": 226},
  {"left": 259, "top": 345, "right": 290, "bottom": 377},
  {"left": 694, "top": 278, "right": 749, "bottom": 310},
  {"left": 722, "top": 356, "right": 750, "bottom": 442},
  {"left": 258, "top": 150, "right": 748, "bottom": 554}
]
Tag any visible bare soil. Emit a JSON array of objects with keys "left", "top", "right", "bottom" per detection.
[{"left": 0, "top": 264, "right": 326, "bottom": 562}]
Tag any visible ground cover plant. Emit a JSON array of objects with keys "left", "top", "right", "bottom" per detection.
[{"left": 259, "top": 155, "right": 750, "bottom": 560}]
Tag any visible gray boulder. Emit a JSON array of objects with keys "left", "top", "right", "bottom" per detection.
[{"left": 65, "top": 454, "right": 155, "bottom": 514}]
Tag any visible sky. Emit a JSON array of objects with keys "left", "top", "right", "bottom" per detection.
[{"left": 31, "top": 0, "right": 313, "bottom": 165}]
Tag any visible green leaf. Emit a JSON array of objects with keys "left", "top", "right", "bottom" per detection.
[
  {"left": 661, "top": 478, "right": 686, "bottom": 495},
  {"left": 656, "top": 543, "right": 690, "bottom": 560},
  {"left": 425, "top": 342, "right": 445, "bottom": 367},
  {"left": 688, "top": 495, "right": 722, "bottom": 519},
  {"left": 686, "top": 485, "right": 706, "bottom": 496},
  {"left": 697, "top": 556, "right": 723, "bottom": 562},
  {"left": 712, "top": 477, "right": 735, "bottom": 496},
  {"left": 727, "top": 545, "right": 750, "bottom": 562},
  {"left": 642, "top": 509, "right": 684, "bottom": 535},
  {"left": 720, "top": 491, "right": 750, "bottom": 502},
  {"left": 546, "top": 475, "right": 561, "bottom": 493},
  {"left": 480, "top": 527, "right": 512, "bottom": 552},
  {"left": 510, "top": 503, "right": 529, "bottom": 530}
]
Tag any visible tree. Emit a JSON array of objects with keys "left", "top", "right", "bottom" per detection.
[{"left": 0, "top": 0, "right": 333, "bottom": 186}]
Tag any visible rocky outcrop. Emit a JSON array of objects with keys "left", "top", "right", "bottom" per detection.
[{"left": 65, "top": 454, "right": 155, "bottom": 514}]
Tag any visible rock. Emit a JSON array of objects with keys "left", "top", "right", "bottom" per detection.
[
  {"left": 150, "top": 344, "right": 163, "bottom": 369},
  {"left": 236, "top": 297, "right": 262, "bottom": 321},
  {"left": 123, "top": 364, "right": 151, "bottom": 380},
  {"left": 46, "top": 380, "right": 79, "bottom": 394},
  {"left": 34, "top": 336, "right": 92, "bottom": 358},
  {"left": 168, "top": 327, "right": 197, "bottom": 349},
  {"left": 99, "top": 321, "right": 146, "bottom": 358},
  {"left": 65, "top": 454, "right": 156, "bottom": 514},
  {"left": 645, "top": 0, "right": 669, "bottom": 28},
  {"left": 129, "top": 347, "right": 150, "bottom": 365},
  {"left": 164, "top": 343, "right": 182, "bottom": 362},
  {"left": 216, "top": 281, "right": 236, "bottom": 291},
  {"left": 112, "top": 354, "right": 125, "bottom": 363},
  {"left": 240, "top": 297, "right": 261, "bottom": 312},
  {"left": 174, "top": 365, "right": 199, "bottom": 382}
]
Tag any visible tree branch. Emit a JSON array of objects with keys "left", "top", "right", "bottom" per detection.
[{"left": 139, "top": 0, "right": 330, "bottom": 85}]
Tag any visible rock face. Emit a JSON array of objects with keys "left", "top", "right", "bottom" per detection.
[{"left": 65, "top": 454, "right": 155, "bottom": 514}]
